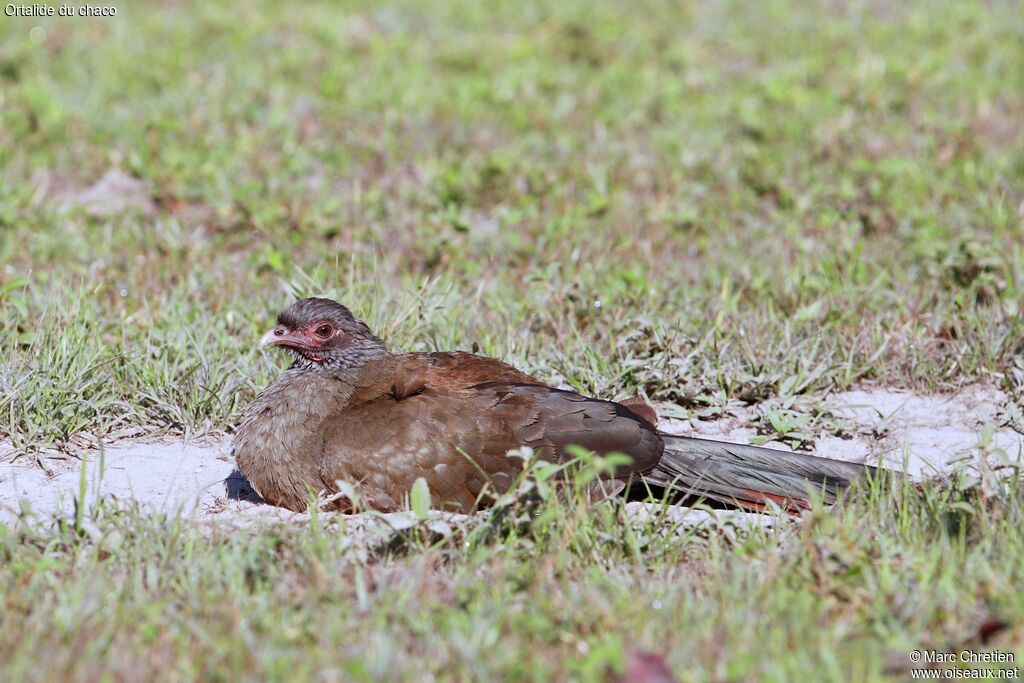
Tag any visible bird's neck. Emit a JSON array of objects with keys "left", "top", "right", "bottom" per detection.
[{"left": 288, "top": 343, "right": 390, "bottom": 374}]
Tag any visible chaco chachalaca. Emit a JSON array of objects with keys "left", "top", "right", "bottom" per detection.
[{"left": 234, "top": 298, "right": 869, "bottom": 513}]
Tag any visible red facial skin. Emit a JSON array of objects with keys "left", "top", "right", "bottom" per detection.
[{"left": 259, "top": 321, "right": 335, "bottom": 363}]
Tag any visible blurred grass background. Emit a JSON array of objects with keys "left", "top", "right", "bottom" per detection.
[{"left": 1, "top": 0, "right": 1023, "bottom": 450}]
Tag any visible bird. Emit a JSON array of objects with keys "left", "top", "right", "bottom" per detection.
[{"left": 234, "top": 297, "right": 870, "bottom": 514}]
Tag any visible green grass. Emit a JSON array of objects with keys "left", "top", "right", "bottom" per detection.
[
  {"left": 2, "top": 472, "right": 1022, "bottom": 682},
  {"left": 1, "top": 0, "right": 1023, "bottom": 679}
]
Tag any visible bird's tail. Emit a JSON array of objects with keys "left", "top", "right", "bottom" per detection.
[{"left": 641, "top": 434, "right": 874, "bottom": 513}]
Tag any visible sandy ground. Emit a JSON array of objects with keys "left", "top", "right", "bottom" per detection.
[{"left": 1, "top": 383, "right": 1021, "bottom": 530}]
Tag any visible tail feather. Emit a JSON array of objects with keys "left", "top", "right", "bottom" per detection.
[{"left": 643, "top": 434, "right": 874, "bottom": 512}]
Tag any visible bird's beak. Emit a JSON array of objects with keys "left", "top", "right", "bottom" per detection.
[{"left": 259, "top": 326, "right": 306, "bottom": 350}]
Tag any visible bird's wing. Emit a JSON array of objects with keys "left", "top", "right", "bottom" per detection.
[
  {"left": 467, "top": 382, "right": 664, "bottom": 472},
  {"left": 317, "top": 357, "right": 663, "bottom": 511},
  {"left": 356, "top": 353, "right": 663, "bottom": 468}
]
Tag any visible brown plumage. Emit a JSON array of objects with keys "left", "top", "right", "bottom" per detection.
[{"left": 234, "top": 298, "right": 871, "bottom": 513}]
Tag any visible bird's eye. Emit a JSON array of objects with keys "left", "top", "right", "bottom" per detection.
[{"left": 314, "top": 324, "right": 333, "bottom": 338}]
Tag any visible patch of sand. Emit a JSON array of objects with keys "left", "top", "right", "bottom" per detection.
[
  {"left": 658, "top": 383, "right": 1021, "bottom": 478},
  {"left": 1, "top": 384, "right": 1020, "bottom": 529}
]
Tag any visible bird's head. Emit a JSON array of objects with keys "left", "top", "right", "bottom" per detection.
[{"left": 259, "top": 297, "right": 387, "bottom": 371}]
